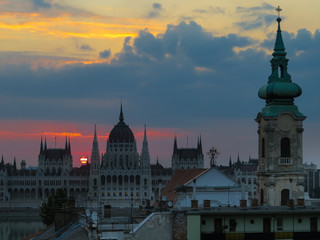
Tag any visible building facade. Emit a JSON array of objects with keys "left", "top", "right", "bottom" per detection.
[
  {"left": 0, "top": 106, "right": 155, "bottom": 208},
  {"left": 256, "top": 16, "right": 306, "bottom": 206},
  {"left": 0, "top": 138, "right": 90, "bottom": 207},
  {"left": 187, "top": 206, "right": 320, "bottom": 240},
  {"left": 95, "top": 106, "right": 152, "bottom": 207},
  {"left": 172, "top": 136, "right": 204, "bottom": 172}
]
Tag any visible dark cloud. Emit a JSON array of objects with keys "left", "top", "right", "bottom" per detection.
[
  {"left": 73, "top": 39, "right": 94, "bottom": 52},
  {"left": 99, "top": 49, "right": 111, "bottom": 59},
  {"left": 237, "top": 2, "right": 274, "bottom": 12},
  {"left": 134, "top": 30, "right": 165, "bottom": 60},
  {"left": 31, "top": 0, "right": 51, "bottom": 9},
  {"left": 79, "top": 44, "right": 94, "bottom": 51},
  {"left": 152, "top": 3, "right": 162, "bottom": 10},
  {"left": 192, "top": 6, "right": 225, "bottom": 15},
  {"left": 235, "top": 3, "right": 276, "bottom": 31},
  {"left": 236, "top": 21, "right": 263, "bottom": 31},
  {"left": 147, "top": 3, "right": 163, "bottom": 19},
  {"left": 0, "top": 20, "right": 319, "bottom": 134}
]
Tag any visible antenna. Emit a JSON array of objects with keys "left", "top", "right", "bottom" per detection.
[{"left": 55, "top": 135, "right": 56, "bottom": 148}]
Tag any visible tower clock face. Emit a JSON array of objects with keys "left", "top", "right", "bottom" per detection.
[{"left": 278, "top": 114, "right": 293, "bottom": 131}]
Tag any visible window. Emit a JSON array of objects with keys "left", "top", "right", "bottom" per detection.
[
  {"left": 229, "top": 219, "right": 237, "bottom": 232},
  {"left": 277, "top": 218, "right": 283, "bottom": 231},
  {"left": 250, "top": 219, "right": 254, "bottom": 224},
  {"left": 281, "top": 189, "right": 289, "bottom": 206},
  {"left": 101, "top": 175, "right": 105, "bottom": 185},
  {"left": 202, "top": 220, "right": 206, "bottom": 225},
  {"left": 113, "top": 175, "right": 117, "bottom": 184},
  {"left": 130, "top": 175, "right": 134, "bottom": 184},
  {"left": 281, "top": 138, "right": 290, "bottom": 157},
  {"left": 262, "top": 138, "right": 265, "bottom": 158},
  {"left": 298, "top": 219, "right": 302, "bottom": 224}
]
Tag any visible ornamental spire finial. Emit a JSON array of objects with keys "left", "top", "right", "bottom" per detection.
[
  {"left": 119, "top": 101, "right": 124, "bottom": 122},
  {"left": 276, "top": 6, "right": 282, "bottom": 18}
]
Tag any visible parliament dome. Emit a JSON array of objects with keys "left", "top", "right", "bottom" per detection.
[{"left": 108, "top": 106, "right": 135, "bottom": 143}]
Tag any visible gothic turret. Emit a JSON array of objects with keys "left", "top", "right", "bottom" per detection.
[
  {"left": 173, "top": 136, "right": 177, "bottom": 154},
  {"left": 88, "top": 124, "right": 100, "bottom": 207},
  {"left": 40, "top": 137, "right": 43, "bottom": 153},
  {"left": 68, "top": 138, "right": 71, "bottom": 153},
  {"left": 65, "top": 136, "right": 68, "bottom": 150},
  {"left": 44, "top": 137, "right": 47, "bottom": 151},
  {"left": 91, "top": 124, "right": 100, "bottom": 173},
  {"left": 140, "top": 124, "right": 151, "bottom": 170}
]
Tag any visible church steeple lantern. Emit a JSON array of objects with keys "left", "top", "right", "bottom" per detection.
[{"left": 256, "top": 8, "right": 306, "bottom": 207}]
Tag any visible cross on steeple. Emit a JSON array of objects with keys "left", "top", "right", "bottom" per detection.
[{"left": 276, "top": 6, "right": 282, "bottom": 18}]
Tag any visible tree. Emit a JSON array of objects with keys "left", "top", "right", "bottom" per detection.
[
  {"left": 207, "top": 147, "right": 220, "bottom": 167},
  {"left": 40, "top": 188, "right": 71, "bottom": 226}
]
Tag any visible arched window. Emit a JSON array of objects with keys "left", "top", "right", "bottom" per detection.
[
  {"left": 136, "top": 176, "right": 140, "bottom": 185},
  {"left": 118, "top": 176, "right": 122, "bottom": 185},
  {"left": 281, "top": 189, "right": 289, "bottom": 206},
  {"left": 261, "top": 138, "right": 265, "bottom": 158},
  {"left": 107, "top": 175, "right": 111, "bottom": 184},
  {"left": 101, "top": 175, "right": 105, "bottom": 185},
  {"left": 130, "top": 175, "right": 134, "bottom": 184},
  {"left": 120, "top": 155, "right": 124, "bottom": 169},
  {"left": 94, "top": 179, "right": 97, "bottom": 186},
  {"left": 281, "top": 138, "right": 290, "bottom": 157},
  {"left": 113, "top": 175, "right": 117, "bottom": 184}
]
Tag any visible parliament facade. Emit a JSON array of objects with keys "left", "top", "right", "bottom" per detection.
[{"left": 0, "top": 106, "right": 204, "bottom": 208}]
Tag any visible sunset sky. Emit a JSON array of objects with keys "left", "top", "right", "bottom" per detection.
[{"left": 0, "top": 0, "right": 320, "bottom": 168}]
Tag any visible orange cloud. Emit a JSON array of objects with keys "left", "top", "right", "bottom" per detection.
[{"left": 0, "top": 11, "right": 164, "bottom": 39}]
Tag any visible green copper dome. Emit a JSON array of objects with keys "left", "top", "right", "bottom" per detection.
[{"left": 258, "top": 17, "right": 304, "bottom": 117}]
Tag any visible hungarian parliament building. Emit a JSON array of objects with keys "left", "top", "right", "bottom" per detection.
[{"left": 0, "top": 106, "right": 204, "bottom": 208}]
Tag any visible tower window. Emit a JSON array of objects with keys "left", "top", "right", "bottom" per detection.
[
  {"left": 281, "top": 138, "right": 290, "bottom": 157},
  {"left": 261, "top": 138, "right": 265, "bottom": 158}
]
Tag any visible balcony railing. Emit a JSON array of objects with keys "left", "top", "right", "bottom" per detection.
[{"left": 279, "top": 157, "right": 292, "bottom": 165}]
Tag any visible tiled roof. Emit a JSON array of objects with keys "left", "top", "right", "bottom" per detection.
[{"left": 161, "top": 168, "right": 206, "bottom": 203}]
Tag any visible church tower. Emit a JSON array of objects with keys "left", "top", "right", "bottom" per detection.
[
  {"left": 256, "top": 9, "right": 306, "bottom": 206},
  {"left": 88, "top": 125, "right": 101, "bottom": 207}
]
